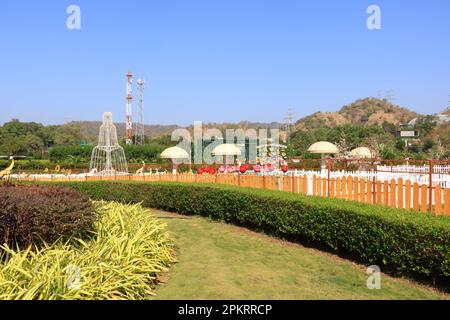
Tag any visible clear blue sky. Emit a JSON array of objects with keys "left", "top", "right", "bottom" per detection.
[{"left": 1, "top": 0, "right": 449, "bottom": 126}]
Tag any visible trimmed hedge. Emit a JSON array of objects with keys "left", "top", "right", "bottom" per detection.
[
  {"left": 0, "top": 185, "right": 97, "bottom": 249},
  {"left": 49, "top": 181, "right": 450, "bottom": 280}
]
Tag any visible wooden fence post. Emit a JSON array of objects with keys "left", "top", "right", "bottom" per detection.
[
  {"left": 405, "top": 180, "right": 411, "bottom": 210},
  {"left": 367, "top": 179, "right": 373, "bottom": 204},
  {"left": 372, "top": 177, "right": 376, "bottom": 204},
  {"left": 421, "top": 185, "right": 428, "bottom": 213},
  {"left": 390, "top": 179, "right": 396, "bottom": 208},
  {"left": 330, "top": 178, "right": 335, "bottom": 198},
  {"left": 322, "top": 177, "right": 327, "bottom": 197},
  {"left": 347, "top": 176, "right": 353, "bottom": 200},
  {"left": 435, "top": 185, "right": 442, "bottom": 215},
  {"left": 341, "top": 177, "right": 346, "bottom": 199},
  {"left": 383, "top": 181, "right": 389, "bottom": 205},
  {"left": 353, "top": 177, "right": 359, "bottom": 202},
  {"left": 445, "top": 188, "right": 450, "bottom": 216},
  {"left": 291, "top": 173, "right": 295, "bottom": 193},
  {"left": 413, "top": 183, "right": 419, "bottom": 211},
  {"left": 336, "top": 177, "right": 341, "bottom": 199},
  {"left": 359, "top": 179, "right": 365, "bottom": 203},
  {"left": 312, "top": 175, "right": 317, "bottom": 196},
  {"left": 429, "top": 160, "right": 434, "bottom": 212},
  {"left": 397, "top": 178, "right": 404, "bottom": 209},
  {"left": 327, "top": 158, "right": 331, "bottom": 197}
]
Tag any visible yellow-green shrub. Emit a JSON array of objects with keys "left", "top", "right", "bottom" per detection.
[{"left": 0, "top": 202, "right": 174, "bottom": 300}]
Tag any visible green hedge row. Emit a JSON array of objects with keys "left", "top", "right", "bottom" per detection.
[{"left": 49, "top": 181, "right": 450, "bottom": 280}]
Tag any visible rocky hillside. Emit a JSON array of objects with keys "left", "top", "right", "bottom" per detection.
[{"left": 294, "top": 98, "right": 419, "bottom": 131}]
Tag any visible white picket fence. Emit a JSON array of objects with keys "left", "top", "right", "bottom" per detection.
[{"left": 291, "top": 166, "right": 450, "bottom": 189}]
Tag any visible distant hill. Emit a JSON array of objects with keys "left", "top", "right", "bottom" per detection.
[
  {"left": 72, "top": 120, "right": 283, "bottom": 143},
  {"left": 70, "top": 121, "right": 181, "bottom": 143},
  {"left": 294, "top": 98, "right": 419, "bottom": 131}
]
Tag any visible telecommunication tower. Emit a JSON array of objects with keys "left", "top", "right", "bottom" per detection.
[
  {"left": 135, "top": 78, "right": 145, "bottom": 145},
  {"left": 125, "top": 71, "right": 133, "bottom": 145}
]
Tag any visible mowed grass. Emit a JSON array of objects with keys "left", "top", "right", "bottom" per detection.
[{"left": 153, "top": 211, "right": 449, "bottom": 300}]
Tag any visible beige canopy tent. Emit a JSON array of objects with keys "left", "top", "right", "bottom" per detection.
[
  {"left": 160, "top": 147, "right": 189, "bottom": 174},
  {"left": 307, "top": 141, "right": 339, "bottom": 174},
  {"left": 307, "top": 141, "right": 339, "bottom": 154},
  {"left": 349, "top": 147, "right": 373, "bottom": 171},
  {"left": 212, "top": 144, "right": 242, "bottom": 166},
  {"left": 212, "top": 144, "right": 242, "bottom": 156},
  {"left": 349, "top": 147, "right": 373, "bottom": 159}
]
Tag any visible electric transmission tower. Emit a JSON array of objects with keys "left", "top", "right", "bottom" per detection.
[
  {"left": 385, "top": 89, "right": 395, "bottom": 104},
  {"left": 284, "top": 107, "right": 294, "bottom": 145},
  {"left": 376, "top": 90, "right": 383, "bottom": 99},
  {"left": 135, "top": 78, "right": 145, "bottom": 145},
  {"left": 125, "top": 71, "right": 133, "bottom": 145}
]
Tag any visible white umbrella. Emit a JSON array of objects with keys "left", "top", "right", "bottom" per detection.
[
  {"left": 160, "top": 147, "right": 189, "bottom": 159},
  {"left": 212, "top": 144, "right": 242, "bottom": 156},
  {"left": 160, "top": 147, "right": 189, "bottom": 174},
  {"left": 307, "top": 141, "right": 339, "bottom": 174},
  {"left": 212, "top": 144, "right": 242, "bottom": 168}
]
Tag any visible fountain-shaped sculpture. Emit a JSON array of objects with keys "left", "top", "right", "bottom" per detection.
[{"left": 89, "top": 112, "right": 128, "bottom": 176}]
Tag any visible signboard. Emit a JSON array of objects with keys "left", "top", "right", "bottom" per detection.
[{"left": 399, "top": 131, "right": 417, "bottom": 137}]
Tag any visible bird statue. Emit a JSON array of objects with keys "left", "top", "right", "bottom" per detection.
[
  {"left": 0, "top": 156, "right": 15, "bottom": 180},
  {"left": 135, "top": 161, "right": 145, "bottom": 175}
]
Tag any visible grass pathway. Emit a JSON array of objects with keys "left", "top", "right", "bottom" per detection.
[{"left": 153, "top": 211, "right": 448, "bottom": 300}]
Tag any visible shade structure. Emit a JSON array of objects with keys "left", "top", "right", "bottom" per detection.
[
  {"left": 160, "top": 147, "right": 189, "bottom": 159},
  {"left": 349, "top": 147, "right": 373, "bottom": 159},
  {"left": 308, "top": 141, "right": 338, "bottom": 176},
  {"left": 212, "top": 144, "right": 242, "bottom": 156},
  {"left": 307, "top": 141, "right": 339, "bottom": 154},
  {"left": 160, "top": 146, "right": 189, "bottom": 174}
]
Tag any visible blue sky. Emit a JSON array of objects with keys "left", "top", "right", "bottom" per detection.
[{"left": 1, "top": 0, "right": 449, "bottom": 126}]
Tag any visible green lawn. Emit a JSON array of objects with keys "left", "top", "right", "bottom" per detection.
[{"left": 152, "top": 210, "right": 449, "bottom": 300}]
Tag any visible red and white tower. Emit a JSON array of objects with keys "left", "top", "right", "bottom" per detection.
[{"left": 125, "top": 71, "right": 133, "bottom": 145}]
